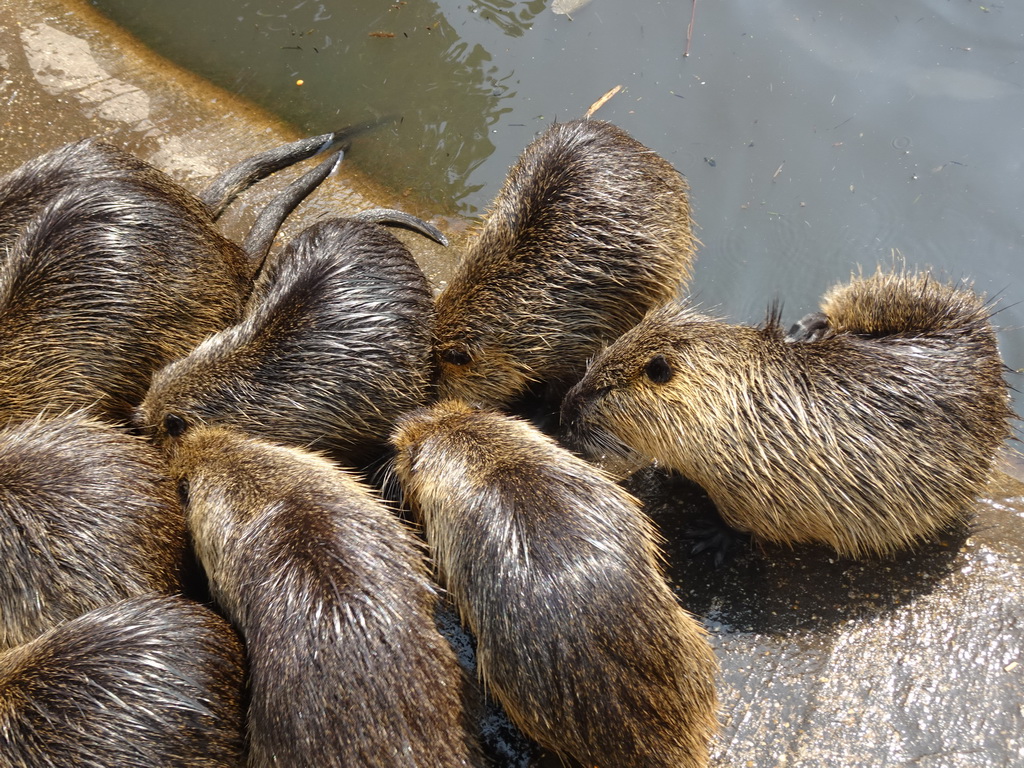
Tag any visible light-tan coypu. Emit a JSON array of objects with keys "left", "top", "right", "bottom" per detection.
[
  {"left": 167, "top": 426, "right": 482, "bottom": 768},
  {"left": 137, "top": 217, "right": 435, "bottom": 468},
  {"left": 432, "top": 118, "right": 698, "bottom": 411},
  {"left": 0, "top": 594, "right": 246, "bottom": 768},
  {"left": 0, "top": 411, "right": 187, "bottom": 650},
  {"left": 391, "top": 400, "right": 719, "bottom": 768},
  {"left": 561, "top": 268, "right": 1015, "bottom": 558}
]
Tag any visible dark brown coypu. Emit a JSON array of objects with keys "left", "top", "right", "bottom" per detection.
[
  {"left": 432, "top": 118, "right": 698, "bottom": 411},
  {"left": 167, "top": 425, "right": 482, "bottom": 768},
  {"left": 561, "top": 268, "right": 1015, "bottom": 559},
  {"left": 0, "top": 136, "right": 340, "bottom": 425},
  {"left": 391, "top": 400, "right": 720, "bottom": 768},
  {"left": 0, "top": 138, "right": 172, "bottom": 245},
  {"left": 138, "top": 217, "right": 435, "bottom": 467},
  {"left": 0, "top": 411, "right": 187, "bottom": 650},
  {"left": 0, "top": 594, "right": 246, "bottom": 768}
]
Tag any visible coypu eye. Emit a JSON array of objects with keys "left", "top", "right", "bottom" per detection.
[
  {"left": 644, "top": 355, "right": 674, "bottom": 384},
  {"left": 176, "top": 478, "right": 191, "bottom": 508},
  {"left": 164, "top": 413, "right": 189, "bottom": 437},
  {"left": 440, "top": 347, "right": 472, "bottom": 366}
]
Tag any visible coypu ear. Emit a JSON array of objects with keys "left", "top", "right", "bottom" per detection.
[
  {"left": 164, "top": 413, "right": 189, "bottom": 438},
  {"left": 440, "top": 346, "right": 473, "bottom": 367},
  {"left": 644, "top": 354, "right": 674, "bottom": 384}
]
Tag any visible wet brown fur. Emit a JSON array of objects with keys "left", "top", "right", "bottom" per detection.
[
  {"left": 0, "top": 594, "right": 246, "bottom": 767},
  {"left": 391, "top": 400, "right": 719, "bottom": 768},
  {"left": 139, "top": 218, "right": 434, "bottom": 467},
  {"left": 433, "top": 118, "right": 697, "bottom": 409},
  {"left": 167, "top": 426, "right": 481, "bottom": 768},
  {"left": 0, "top": 139, "right": 250, "bottom": 425},
  {"left": 0, "top": 411, "right": 186, "bottom": 649},
  {"left": 562, "top": 268, "right": 1015, "bottom": 558}
]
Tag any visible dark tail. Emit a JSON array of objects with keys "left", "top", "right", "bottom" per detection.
[
  {"left": 242, "top": 151, "right": 345, "bottom": 269},
  {"left": 200, "top": 116, "right": 399, "bottom": 220},
  {"left": 200, "top": 131, "right": 345, "bottom": 220},
  {"left": 351, "top": 208, "right": 450, "bottom": 247}
]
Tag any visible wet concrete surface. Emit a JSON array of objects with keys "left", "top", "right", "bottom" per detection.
[
  {"left": 1, "top": 1, "right": 1022, "bottom": 766},
  {"left": 637, "top": 456, "right": 1024, "bottom": 767},
  {"left": 0, "top": 0, "right": 453, "bottom": 273}
]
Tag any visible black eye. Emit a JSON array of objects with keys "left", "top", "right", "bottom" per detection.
[
  {"left": 440, "top": 347, "right": 472, "bottom": 366},
  {"left": 644, "top": 355, "right": 674, "bottom": 384},
  {"left": 176, "top": 477, "right": 191, "bottom": 507},
  {"left": 164, "top": 413, "right": 189, "bottom": 437}
]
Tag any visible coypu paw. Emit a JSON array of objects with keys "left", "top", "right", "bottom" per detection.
[
  {"left": 786, "top": 312, "right": 831, "bottom": 342},
  {"left": 686, "top": 509, "right": 751, "bottom": 566}
]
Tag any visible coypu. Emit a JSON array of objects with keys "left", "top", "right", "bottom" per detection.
[
  {"left": 0, "top": 594, "right": 246, "bottom": 767},
  {"left": 167, "top": 425, "right": 482, "bottom": 768},
  {"left": 391, "top": 400, "right": 720, "bottom": 768},
  {"left": 432, "top": 118, "right": 698, "bottom": 411},
  {"left": 0, "top": 136, "right": 340, "bottom": 425},
  {"left": 138, "top": 217, "right": 435, "bottom": 467},
  {"left": 561, "top": 268, "right": 1015, "bottom": 558},
  {"left": 0, "top": 411, "right": 187, "bottom": 649}
]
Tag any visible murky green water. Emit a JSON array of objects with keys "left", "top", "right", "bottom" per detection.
[{"left": 91, "top": 0, "right": 1024, "bottom": 422}]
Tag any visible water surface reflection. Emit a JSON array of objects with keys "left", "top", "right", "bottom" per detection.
[{"left": 91, "top": 0, "right": 1024, "bottom": 422}]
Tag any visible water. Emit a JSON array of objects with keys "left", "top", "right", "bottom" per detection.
[{"left": 91, "top": 0, "right": 1024, "bottom": 424}]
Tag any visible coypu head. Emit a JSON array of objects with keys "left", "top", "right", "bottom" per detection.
[
  {"left": 432, "top": 322, "right": 540, "bottom": 409},
  {"left": 431, "top": 118, "right": 698, "bottom": 410},
  {"left": 561, "top": 302, "right": 760, "bottom": 469},
  {"left": 136, "top": 218, "right": 434, "bottom": 464},
  {"left": 134, "top": 325, "right": 261, "bottom": 447}
]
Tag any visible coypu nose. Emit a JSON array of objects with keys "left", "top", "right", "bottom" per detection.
[{"left": 560, "top": 382, "right": 610, "bottom": 438}]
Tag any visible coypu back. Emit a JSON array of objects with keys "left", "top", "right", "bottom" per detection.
[
  {"left": 0, "top": 412, "right": 186, "bottom": 649},
  {"left": 821, "top": 268, "right": 996, "bottom": 336},
  {"left": 0, "top": 144, "right": 250, "bottom": 424},
  {"left": 562, "top": 270, "right": 1014, "bottom": 558},
  {"left": 168, "top": 426, "right": 481, "bottom": 768},
  {"left": 0, "top": 594, "right": 245, "bottom": 767},
  {"left": 433, "top": 118, "right": 697, "bottom": 409},
  {"left": 139, "top": 218, "right": 434, "bottom": 467},
  {"left": 391, "top": 401, "right": 719, "bottom": 768},
  {"left": 0, "top": 138, "right": 170, "bottom": 245}
]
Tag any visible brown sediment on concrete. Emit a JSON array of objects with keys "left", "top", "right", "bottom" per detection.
[{"left": 0, "top": 0, "right": 454, "bottom": 269}]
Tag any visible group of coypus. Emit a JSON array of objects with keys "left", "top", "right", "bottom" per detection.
[{"left": 0, "top": 116, "right": 1014, "bottom": 767}]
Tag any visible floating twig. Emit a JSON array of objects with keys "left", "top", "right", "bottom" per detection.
[
  {"left": 585, "top": 85, "right": 622, "bottom": 118},
  {"left": 685, "top": 0, "right": 697, "bottom": 56}
]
